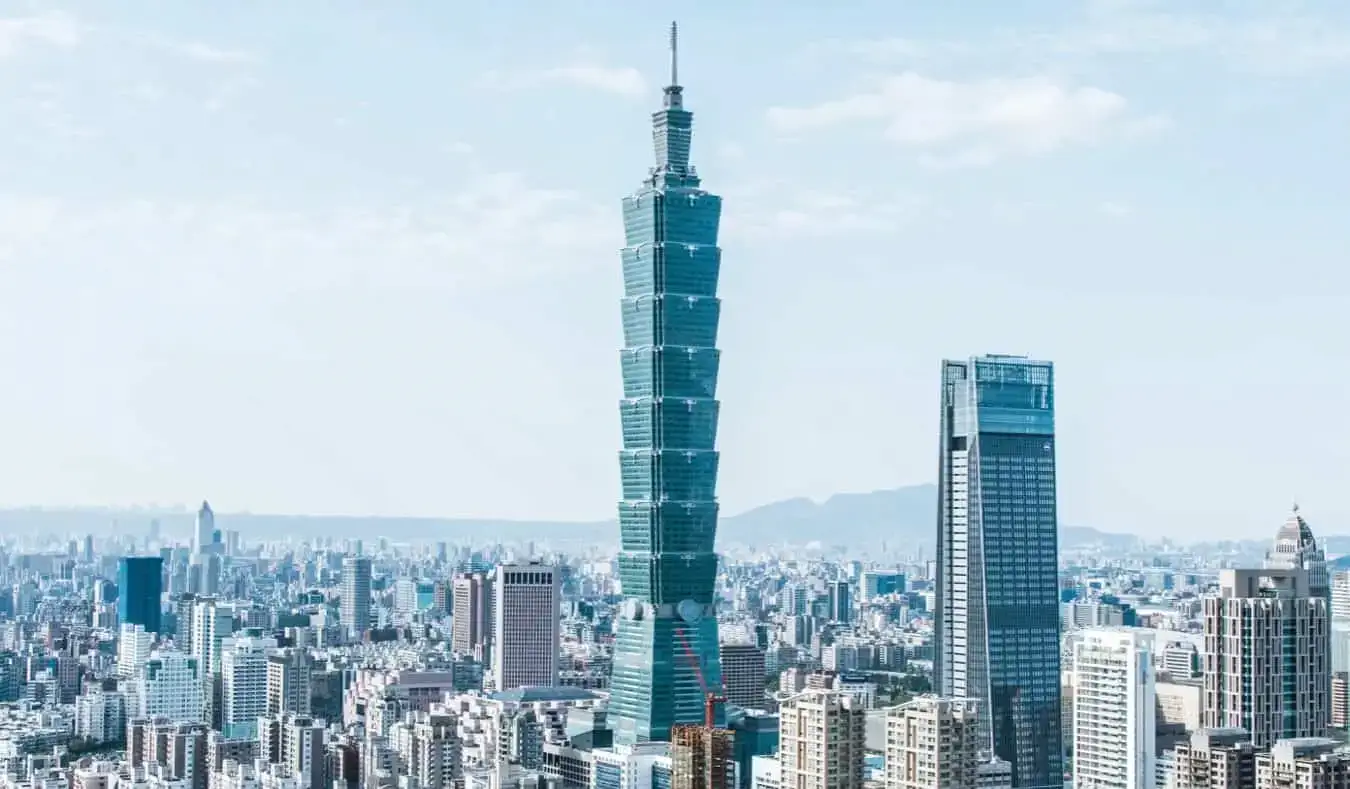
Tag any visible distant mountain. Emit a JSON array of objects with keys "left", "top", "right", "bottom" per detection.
[{"left": 0, "top": 486, "right": 1134, "bottom": 550}]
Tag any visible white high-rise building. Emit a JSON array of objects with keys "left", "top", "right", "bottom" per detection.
[
  {"left": 1331, "top": 570, "right": 1350, "bottom": 676},
  {"left": 341, "top": 557, "right": 372, "bottom": 635},
  {"left": 221, "top": 636, "right": 277, "bottom": 739},
  {"left": 884, "top": 696, "right": 981, "bottom": 789},
  {"left": 491, "top": 562, "right": 559, "bottom": 691},
  {"left": 131, "top": 649, "right": 205, "bottom": 722},
  {"left": 1072, "top": 628, "right": 1156, "bottom": 789},
  {"left": 75, "top": 689, "right": 127, "bottom": 745},
  {"left": 191, "top": 598, "right": 235, "bottom": 674},
  {"left": 117, "top": 623, "right": 154, "bottom": 679},
  {"left": 1204, "top": 568, "right": 1330, "bottom": 748},
  {"left": 778, "top": 689, "right": 865, "bottom": 789}
]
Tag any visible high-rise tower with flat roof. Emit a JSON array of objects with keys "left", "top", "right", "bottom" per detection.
[
  {"left": 610, "top": 22, "right": 725, "bottom": 745},
  {"left": 936, "top": 354, "right": 1063, "bottom": 788}
]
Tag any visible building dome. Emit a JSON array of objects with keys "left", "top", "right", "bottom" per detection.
[{"left": 1267, "top": 505, "right": 1329, "bottom": 599}]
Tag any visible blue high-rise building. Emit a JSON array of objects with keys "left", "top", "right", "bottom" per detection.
[
  {"left": 609, "top": 23, "right": 724, "bottom": 745},
  {"left": 117, "top": 555, "right": 164, "bottom": 633},
  {"left": 936, "top": 355, "right": 1062, "bottom": 788}
]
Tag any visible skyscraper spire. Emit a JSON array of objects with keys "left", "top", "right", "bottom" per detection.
[
  {"left": 662, "top": 21, "right": 684, "bottom": 111},
  {"left": 669, "top": 21, "right": 679, "bottom": 88}
]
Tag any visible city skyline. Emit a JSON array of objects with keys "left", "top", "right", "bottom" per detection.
[{"left": 0, "top": 2, "right": 1346, "bottom": 540}]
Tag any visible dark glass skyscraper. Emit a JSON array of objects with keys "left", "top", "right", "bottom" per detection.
[
  {"left": 610, "top": 23, "right": 724, "bottom": 745},
  {"left": 117, "top": 555, "right": 164, "bottom": 634},
  {"left": 936, "top": 355, "right": 1062, "bottom": 788}
]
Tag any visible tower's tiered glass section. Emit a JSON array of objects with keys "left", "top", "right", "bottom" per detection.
[{"left": 609, "top": 26, "right": 724, "bottom": 745}]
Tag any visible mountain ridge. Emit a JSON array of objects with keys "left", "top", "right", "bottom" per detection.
[{"left": 0, "top": 484, "right": 1135, "bottom": 550}]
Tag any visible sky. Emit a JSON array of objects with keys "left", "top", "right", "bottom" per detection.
[{"left": 0, "top": 0, "right": 1347, "bottom": 540}]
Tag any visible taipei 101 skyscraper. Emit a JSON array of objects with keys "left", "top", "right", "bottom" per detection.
[{"left": 609, "top": 23, "right": 726, "bottom": 744}]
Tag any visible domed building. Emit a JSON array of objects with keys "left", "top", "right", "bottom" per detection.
[{"left": 1265, "top": 504, "right": 1330, "bottom": 600}]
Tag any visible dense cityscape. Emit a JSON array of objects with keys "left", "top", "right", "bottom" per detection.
[{"left": 0, "top": 21, "right": 1342, "bottom": 789}]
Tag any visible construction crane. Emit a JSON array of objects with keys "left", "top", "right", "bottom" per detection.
[{"left": 673, "top": 623, "right": 726, "bottom": 729}]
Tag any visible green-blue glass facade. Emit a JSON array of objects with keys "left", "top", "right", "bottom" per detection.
[
  {"left": 609, "top": 36, "right": 724, "bottom": 745},
  {"left": 936, "top": 355, "right": 1063, "bottom": 789}
]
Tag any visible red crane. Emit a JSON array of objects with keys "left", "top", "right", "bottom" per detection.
[{"left": 673, "top": 623, "right": 726, "bottom": 729}]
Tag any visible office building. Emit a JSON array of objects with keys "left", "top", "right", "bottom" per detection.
[
  {"left": 191, "top": 597, "right": 235, "bottom": 675},
  {"left": 1333, "top": 575, "right": 1350, "bottom": 677},
  {"left": 778, "top": 689, "right": 865, "bottom": 789},
  {"left": 118, "top": 623, "right": 155, "bottom": 679},
  {"left": 827, "top": 582, "right": 851, "bottom": 624},
  {"left": 1072, "top": 628, "right": 1155, "bottom": 789},
  {"left": 1203, "top": 568, "right": 1330, "bottom": 748},
  {"left": 719, "top": 643, "right": 766, "bottom": 709},
  {"left": 884, "top": 696, "right": 981, "bottom": 789},
  {"left": 221, "top": 636, "right": 277, "bottom": 739},
  {"left": 1334, "top": 672, "right": 1349, "bottom": 729},
  {"left": 131, "top": 649, "right": 205, "bottom": 722},
  {"left": 341, "top": 557, "right": 371, "bottom": 636},
  {"left": 859, "top": 571, "right": 904, "bottom": 600},
  {"left": 118, "top": 556, "right": 164, "bottom": 634},
  {"left": 492, "top": 562, "right": 559, "bottom": 691},
  {"left": 936, "top": 354, "right": 1062, "bottom": 788},
  {"left": 267, "top": 648, "right": 312, "bottom": 716},
  {"left": 194, "top": 501, "right": 215, "bottom": 556},
  {"left": 1333, "top": 571, "right": 1350, "bottom": 622},
  {"left": 451, "top": 572, "right": 493, "bottom": 659},
  {"left": 611, "top": 23, "right": 726, "bottom": 745}
]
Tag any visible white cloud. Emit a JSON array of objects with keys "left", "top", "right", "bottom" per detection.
[
  {"left": 0, "top": 172, "right": 614, "bottom": 292},
  {"left": 481, "top": 64, "right": 647, "bottom": 98},
  {"left": 165, "top": 40, "right": 257, "bottom": 64},
  {"left": 818, "top": 6, "right": 1350, "bottom": 76},
  {"left": 0, "top": 12, "right": 80, "bottom": 55},
  {"left": 768, "top": 73, "right": 1164, "bottom": 166},
  {"left": 724, "top": 183, "right": 928, "bottom": 239},
  {"left": 1099, "top": 200, "right": 1133, "bottom": 218}
]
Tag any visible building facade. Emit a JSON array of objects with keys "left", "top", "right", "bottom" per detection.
[
  {"left": 610, "top": 23, "right": 726, "bottom": 745},
  {"left": 221, "top": 636, "right": 277, "bottom": 739},
  {"left": 777, "top": 689, "right": 864, "bottom": 789},
  {"left": 719, "top": 643, "right": 766, "bottom": 710},
  {"left": 452, "top": 572, "right": 493, "bottom": 660},
  {"left": 1203, "top": 569, "right": 1330, "bottom": 748},
  {"left": 133, "top": 650, "right": 205, "bottom": 723},
  {"left": 935, "top": 355, "right": 1063, "bottom": 788},
  {"left": 491, "top": 562, "right": 559, "bottom": 691},
  {"left": 119, "top": 556, "right": 164, "bottom": 634},
  {"left": 340, "top": 557, "right": 371, "bottom": 636},
  {"left": 884, "top": 696, "right": 982, "bottom": 789},
  {"left": 1072, "top": 628, "right": 1156, "bottom": 789}
]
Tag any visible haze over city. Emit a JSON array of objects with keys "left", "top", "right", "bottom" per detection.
[{"left": 0, "top": 1, "right": 1347, "bottom": 540}]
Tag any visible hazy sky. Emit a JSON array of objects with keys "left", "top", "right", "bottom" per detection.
[{"left": 0, "top": 0, "right": 1346, "bottom": 540}]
